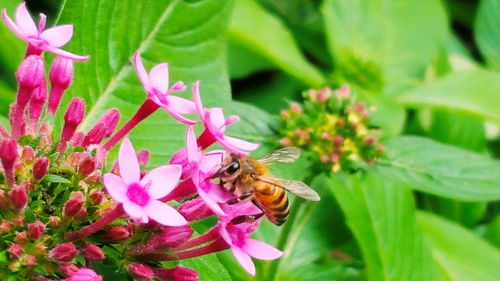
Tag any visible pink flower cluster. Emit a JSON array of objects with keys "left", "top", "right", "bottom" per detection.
[{"left": 0, "top": 2, "right": 281, "bottom": 280}]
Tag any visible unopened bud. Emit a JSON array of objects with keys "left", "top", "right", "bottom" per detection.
[
  {"left": 279, "top": 138, "right": 291, "bottom": 147},
  {"left": 307, "top": 89, "right": 318, "bottom": 101},
  {"left": 33, "top": 156, "right": 49, "bottom": 180},
  {"left": 0, "top": 138, "right": 18, "bottom": 185},
  {"left": 71, "top": 132, "right": 85, "bottom": 147},
  {"left": 137, "top": 150, "right": 150, "bottom": 166},
  {"left": 95, "top": 109, "right": 120, "bottom": 138},
  {"left": 23, "top": 255, "right": 37, "bottom": 266},
  {"left": 48, "top": 56, "right": 74, "bottom": 114},
  {"left": 59, "top": 263, "right": 79, "bottom": 277},
  {"left": 68, "top": 268, "right": 103, "bottom": 281},
  {"left": 16, "top": 55, "right": 45, "bottom": 90},
  {"left": 105, "top": 226, "right": 130, "bottom": 242},
  {"left": 8, "top": 244, "right": 23, "bottom": 259},
  {"left": 154, "top": 225, "right": 193, "bottom": 249},
  {"left": 11, "top": 216, "right": 24, "bottom": 228},
  {"left": 21, "top": 146, "right": 35, "bottom": 164},
  {"left": 82, "top": 244, "right": 105, "bottom": 262},
  {"left": 280, "top": 110, "right": 291, "bottom": 119},
  {"left": 14, "top": 231, "right": 28, "bottom": 244},
  {"left": 10, "top": 185, "right": 27, "bottom": 210},
  {"left": 48, "top": 216, "right": 61, "bottom": 228},
  {"left": 82, "top": 123, "right": 106, "bottom": 147},
  {"left": 336, "top": 85, "right": 350, "bottom": 99},
  {"left": 29, "top": 83, "right": 47, "bottom": 129},
  {"left": 318, "top": 88, "right": 331, "bottom": 103},
  {"left": 0, "top": 190, "right": 9, "bottom": 209},
  {"left": 155, "top": 266, "right": 199, "bottom": 281},
  {"left": 88, "top": 190, "right": 103, "bottom": 205},
  {"left": 59, "top": 98, "right": 85, "bottom": 152},
  {"left": 64, "top": 193, "right": 84, "bottom": 217},
  {"left": 33, "top": 243, "right": 47, "bottom": 255},
  {"left": 78, "top": 155, "right": 96, "bottom": 177},
  {"left": 320, "top": 154, "right": 329, "bottom": 163},
  {"left": 74, "top": 208, "right": 88, "bottom": 221},
  {"left": 27, "top": 221, "right": 45, "bottom": 240},
  {"left": 290, "top": 103, "right": 302, "bottom": 114},
  {"left": 128, "top": 262, "right": 154, "bottom": 281},
  {"left": 0, "top": 220, "right": 10, "bottom": 232},
  {"left": 178, "top": 197, "right": 213, "bottom": 222},
  {"left": 50, "top": 242, "right": 79, "bottom": 262}
]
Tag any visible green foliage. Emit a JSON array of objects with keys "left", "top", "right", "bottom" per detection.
[{"left": 475, "top": 0, "right": 500, "bottom": 71}]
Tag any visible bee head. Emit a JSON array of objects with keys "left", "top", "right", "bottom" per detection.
[{"left": 212, "top": 153, "right": 241, "bottom": 181}]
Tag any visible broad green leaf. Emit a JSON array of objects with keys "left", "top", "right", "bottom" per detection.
[
  {"left": 227, "top": 39, "right": 272, "bottom": 79},
  {"left": 398, "top": 69, "right": 500, "bottom": 123},
  {"left": 475, "top": 0, "right": 500, "bottom": 71},
  {"left": 228, "top": 0, "right": 325, "bottom": 87},
  {"left": 418, "top": 211, "right": 500, "bottom": 281},
  {"left": 56, "top": 0, "right": 234, "bottom": 167},
  {"left": 378, "top": 136, "right": 500, "bottom": 201},
  {"left": 326, "top": 171, "right": 437, "bottom": 281},
  {"left": 321, "top": 0, "right": 448, "bottom": 94},
  {"left": 181, "top": 254, "right": 232, "bottom": 281}
]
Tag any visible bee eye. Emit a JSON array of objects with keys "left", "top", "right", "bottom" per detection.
[{"left": 226, "top": 161, "right": 240, "bottom": 174}]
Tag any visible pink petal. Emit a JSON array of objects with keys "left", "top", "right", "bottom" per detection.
[
  {"left": 197, "top": 181, "right": 225, "bottom": 216},
  {"left": 208, "top": 108, "right": 226, "bottom": 132},
  {"left": 242, "top": 238, "right": 283, "bottom": 260},
  {"left": 162, "top": 104, "right": 197, "bottom": 125},
  {"left": 140, "top": 165, "right": 182, "bottom": 199},
  {"left": 222, "top": 135, "right": 259, "bottom": 152},
  {"left": 123, "top": 201, "right": 148, "bottom": 223},
  {"left": 186, "top": 126, "right": 201, "bottom": 163},
  {"left": 15, "top": 3, "right": 37, "bottom": 36},
  {"left": 45, "top": 46, "right": 89, "bottom": 61},
  {"left": 102, "top": 173, "right": 127, "bottom": 202},
  {"left": 38, "top": 13, "right": 46, "bottom": 32},
  {"left": 192, "top": 81, "right": 206, "bottom": 122},
  {"left": 231, "top": 246, "right": 256, "bottom": 276},
  {"left": 149, "top": 63, "right": 169, "bottom": 94},
  {"left": 118, "top": 137, "right": 140, "bottom": 185},
  {"left": 144, "top": 200, "right": 187, "bottom": 226},
  {"left": 2, "top": 9, "right": 27, "bottom": 39},
  {"left": 40, "top": 24, "right": 73, "bottom": 48},
  {"left": 166, "top": 95, "right": 196, "bottom": 115},
  {"left": 133, "top": 51, "right": 151, "bottom": 91},
  {"left": 205, "top": 181, "right": 232, "bottom": 203},
  {"left": 199, "top": 152, "right": 223, "bottom": 175}
]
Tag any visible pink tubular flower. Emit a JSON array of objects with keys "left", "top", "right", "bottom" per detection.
[
  {"left": 103, "top": 137, "right": 186, "bottom": 226},
  {"left": 66, "top": 268, "right": 103, "bottom": 281},
  {"left": 219, "top": 202, "right": 282, "bottom": 276},
  {"left": 133, "top": 52, "right": 195, "bottom": 124},
  {"left": 1, "top": 2, "right": 88, "bottom": 61},
  {"left": 193, "top": 82, "right": 259, "bottom": 155}
]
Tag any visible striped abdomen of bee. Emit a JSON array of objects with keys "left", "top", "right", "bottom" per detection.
[{"left": 253, "top": 180, "right": 290, "bottom": 226}]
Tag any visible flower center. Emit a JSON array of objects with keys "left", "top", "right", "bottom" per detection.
[
  {"left": 126, "top": 183, "right": 150, "bottom": 207},
  {"left": 228, "top": 225, "right": 247, "bottom": 247}
]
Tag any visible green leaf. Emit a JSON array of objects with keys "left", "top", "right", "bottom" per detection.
[
  {"left": 321, "top": 0, "right": 448, "bottom": 94},
  {"left": 475, "top": 0, "right": 500, "bottom": 71},
  {"left": 181, "top": 254, "right": 232, "bottom": 281},
  {"left": 378, "top": 136, "right": 500, "bottom": 201},
  {"left": 398, "top": 69, "right": 500, "bottom": 123},
  {"left": 42, "top": 174, "right": 71, "bottom": 184},
  {"left": 56, "top": 0, "right": 234, "bottom": 167},
  {"left": 228, "top": 0, "right": 325, "bottom": 87},
  {"left": 325, "top": 171, "right": 437, "bottom": 281},
  {"left": 227, "top": 39, "right": 272, "bottom": 79},
  {"left": 418, "top": 211, "right": 500, "bottom": 281}
]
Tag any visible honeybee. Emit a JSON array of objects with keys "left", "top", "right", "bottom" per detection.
[{"left": 214, "top": 147, "right": 320, "bottom": 226}]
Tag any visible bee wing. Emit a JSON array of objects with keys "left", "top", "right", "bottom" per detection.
[
  {"left": 254, "top": 175, "right": 321, "bottom": 201},
  {"left": 258, "top": 147, "right": 301, "bottom": 164}
]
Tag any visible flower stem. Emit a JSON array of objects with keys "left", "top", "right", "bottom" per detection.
[
  {"left": 64, "top": 204, "right": 123, "bottom": 241},
  {"left": 172, "top": 225, "right": 220, "bottom": 251},
  {"left": 103, "top": 99, "right": 159, "bottom": 151},
  {"left": 136, "top": 238, "right": 228, "bottom": 261}
]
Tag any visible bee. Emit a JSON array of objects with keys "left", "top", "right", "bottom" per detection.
[{"left": 214, "top": 147, "right": 320, "bottom": 226}]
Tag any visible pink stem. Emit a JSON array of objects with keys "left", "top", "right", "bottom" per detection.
[
  {"left": 197, "top": 129, "right": 216, "bottom": 150},
  {"left": 137, "top": 238, "right": 228, "bottom": 261},
  {"left": 65, "top": 204, "right": 123, "bottom": 241},
  {"left": 103, "top": 99, "right": 159, "bottom": 151},
  {"left": 172, "top": 225, "right": 220, "bottom": 251},
  {"left": 26, "top": 44, "right": 43, "bottom": 57}
]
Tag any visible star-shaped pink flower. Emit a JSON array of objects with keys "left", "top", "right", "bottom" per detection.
[
  {"left": 133, "top": 51, "right": 196, "bottom": 125},
  {"left": 1, "top": 2, "right": 88, "bottom": 61},
  {"left": 103, "top": 137, "right": 187, "bottom": 226},
  {"left": 193, "top": 81, "right": 259, "bottom": 155},
  {"left": 219, "top": 202, "right": 282, "bottom": 276}
]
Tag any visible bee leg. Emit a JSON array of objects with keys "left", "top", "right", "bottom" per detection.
[
  {"left": 230, "top": 213, "right": 264, "bottom": 225},
  {"left": 229, "top": 182, "right": 237, "bottom": 193},
  {"left": 225, "top": 192, "right": 253, "bottom": 205}
]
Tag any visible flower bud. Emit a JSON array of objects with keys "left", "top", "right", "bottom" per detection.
[
  {"left": 48, "top": 56, "right": 74, "bottom": 114},
  {"left": 23, "top": 255, "right": 37, "bottom": 266},
  {"left": 155, "top": 266, "right": 199, "bottom": 281},
  {"left": 59, "top": 98, "right": 85, "bottom": 152},
  {"left": 27, "top": 221, "right": 45, "bottom": 240},
  {"left": 88, "top": 190, "right": 103, "bottom": 205},
  {"left": 7, "top": 243, "right": 23, "bottom": 259},
  {"left": 82, "top": 244, "right": 105, "bottom": 262},
  {"left": 279, "top": 138, "right": 291, "bottom": 147},
  {"left": 48, "top": 216, "right": 61, "bottom": 228},
  {"left": 154, "top": 225, "right": 193, "bottom": 249},
  {"left": 178, "top": 197, "right": 213, "bottom": 222},
  {"left": 14, "top": 231, "right": 28, "bottom": 244},
  {"left": 29, "top": 83, "right": 47, "bottom": 129},
  {"left": 78, "top": 155, "right": 96, "bottom": 177},
  {"left": 68, "top": 268, "right": 103, "bottom": 281},
  {"left": 128, "top": 263, "right": 154, "bottom": 281},
  {"left": 82, "top": 123, "right": 106, "bottom": 147},
  {"left": 290, "top": 103, "right": 302, "bottom": 114},
  {"left": 21, "top": 146, "right": 35, "bottom": 164},
  {"left": 0, "top": 220, "right": 10, "bottom": 232},
  {"left": 71, "top": 132, "right": 85, "bottom": 147},
  {"left": 137, "top": 150, "right": 150, "bottom": 166},
  {"left": 10, "top": 185, "right": 27, "bottom": 210},
  {"left": 0, "top": 190, "right": 9, "bottom": 209},
  {"left": 11, "top": 216, "right": 25, "bottom": 228},
  {"left": 74, "top": 207, "right": 88, "bottom": 221},
  {"left": 335, "top": 85, "right": 350, "bottom": 99},
  {"left": 59, "top": 263, "right": 79, "bottom": 277},
  {"left": 50, "top": 242, "right": 78, "bottom": 262},
  {"left": 33, "top": 156, "right": 49, "bottom": 180},
  {"left": 105, "top": 226, "right": 130, "bottom": 242},
  {"left": 33, "top": 243, "right": 47, "bottom": 255},
  {"left": 64, "top": 193, "right": 84, "bottom": 217},
  {"left": 16, "top": 55, "right": 45, "bottom": 90},
  {"left": 0, "top": 138, "right": 18, "bottom": 186}
]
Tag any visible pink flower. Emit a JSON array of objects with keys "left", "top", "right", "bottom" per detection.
[
  {"left": 103, "top": 138, "right": 187, "bottom": 226},
  {"left": 66, "top": 268, "right": 102, "bottom": 281},
  {"left": 133, "top": 52, "right": 196, "bottom": 125},
  {"left": 193, "top": 82, "right": 259, "bottom": 155},
  {"left": 1, "top": 2, "right": 88, "bottom": 61},
  {"left": 219, "top": 202, "right": 282, "bottom": 276}
]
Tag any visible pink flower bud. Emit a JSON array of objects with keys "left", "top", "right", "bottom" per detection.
[
  {"left": 307, "top": 89, "right": 318, "bottom": 101},
  {"left": 50, "top": 242, "right": 78, "bottom": 262},
  {"left": 27, "top": 221, "right": 45, "bottom": 240},
  {"left": 332, "top": 136, "right": 344, "bottom": 146},
  {"left": 68, "top": 268, "right": 103, "bottom": 281},
  {"left": 95, "top": 109, "right": 120, "bottom": 139},
  {"left": 48, "top": 57, "right": 74, "bottom": 114},
  {"left": 14, "top": 231, "right": 28, "bottom": 244},
  {"left": 290, "top": 103, "right": 302, "bottom": 114},
  {"left": 33, "top": 156, "right": 49, "bottom": 180},
  {"left": 29, "top": 83, "right": 47, "bottom": 130},
  {"left": 335, "top": 85, "right": 350, "bottom": 100},
  {"left": 10, "top": 185, "right": 27, "bottom": 210},
  {"left": 78, "top": 155, "right": 96, "bottom": 177},
  {"left": 105, "top": 226, "right": 130, "bottom": 242},
  {"left": 279, "top": 138, "right": 291, "bottom": 147},
  {"left": 64, "top": 194, "right": 84, "bottom": 217},
  {"left": 88, "top": 190, "right": 103, "bottom": 205},
  {"left": 0, "top": 190, "right": 9, "bottom": 209},
  {"left": 318, "top": 88, "right": 331, "bottom": 103},
  {"left": 280, "top": 110, "right": 291, "bottom": 119},
  {"left": 154, "top": 225, "right": 193, "bottom": 249},
  {"left": 364, "top": 137, "right": 375, "bottom": 146},
  {"left": 21, "top": 146, "right": 35, "bottom": 164},
  {"left": 0, "top": 220, "right": 10, "bottom": 232},
  {"left": 8, "top": 243, "right": 23, "bottom": 259},
  {"left": 0, "top": 138, "right": 18, "bottom": 186},
  {"left": 155, "top": 266, "right": 199, "bottom": 281},
  {"left": 331, "top": 154, "right": 339, "bottom": 163},
  {"left": 33, "top": 243, "right": 47, "bottom": 255},
  {"left": 8, "top": 104, "right": 26, "bottom": 138},
  {"left": 178, "top": 197, "right": 213, "bottom": 221},
  {"left": 59, "top": 98, "right": 85, "bottom": 152},
  {"left": 128, "top": 263, "right": 154, "bottom": 281},
  {"left": 71, "top": 132, "right": 85, "bottom": 147},
  {"left": 12, "top": 216, "right": 25, "bottom": 228},
  {"left": 23, "top": 255, "right": 37, "bottom": 266},
  {"left": 137, "top": 150, "right": 150, "bottom": 166},
  {"left": 16, "top": 55, "right": 45, "bottom": 90},
  {"left": 59, "top": 263, "right": 80, "bottom": 277},
  {"left": 82, "top": 244, "right": 105, "bottom": 262},
  {"left": 82, "top": 123, "right": 106, "bottom": 147},
  {"left": 48, "top": 216, "right": 61, "bottom": 228},
  {"left": 74, "top": 208, "right": 88, "bottom": 221},
  {"left": 320, "top": 154, "right": 329, "bottom": 163}
]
